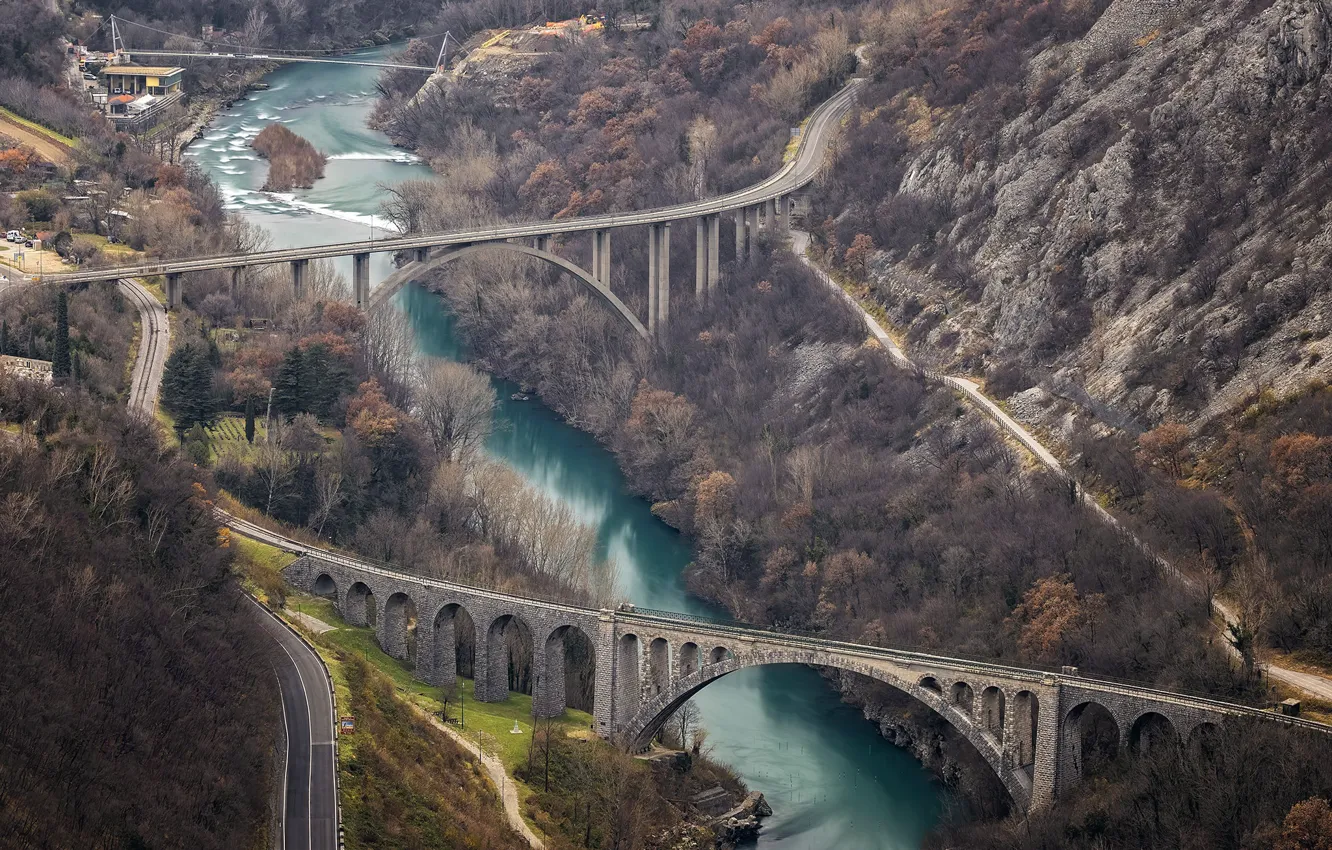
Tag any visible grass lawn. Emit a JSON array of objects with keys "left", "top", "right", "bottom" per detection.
[
  {"left": 280, "top": 590, "right": 593, "bottom": 785},
  {"left": 232, "top": 535, "right": 297, "bottom": 605},
  {"left": 0, "top": 106, "right": 77, "bottom": 147},
  {"left": 80, "top": 234, "right": 142, "bottom": 260}
]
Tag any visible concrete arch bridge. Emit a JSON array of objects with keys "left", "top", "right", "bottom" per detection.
[
  {"left": 268, "top": 537, "right": 1325, "bottom": 815},
  {"left": 36, "top": 77, "right": 864, "bottom": 343}
]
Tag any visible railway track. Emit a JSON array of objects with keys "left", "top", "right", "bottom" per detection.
[{"left": 118, "top": 278, "right": 167, "bottom": 417}]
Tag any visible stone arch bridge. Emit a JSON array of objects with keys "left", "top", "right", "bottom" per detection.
[{"left": 277, "top": 546, "right": 1324, "bottom": 814}]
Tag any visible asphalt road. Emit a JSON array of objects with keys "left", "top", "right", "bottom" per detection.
[
  {"left": 39, "top": 76, "right": 865, "bottom": 286},
  {"left": 248, "top": 595, "right": 340, "bottom": 850}
]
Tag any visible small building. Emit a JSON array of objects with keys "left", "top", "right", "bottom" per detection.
[
  {"left": 0, "top": 355, "right": 54, "bottom": 384},
  {"left": 100, "top": 65, "right": 184, "bottom": 96}
]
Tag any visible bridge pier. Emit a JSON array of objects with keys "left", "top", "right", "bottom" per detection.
[
  {"left": 291, "top": 259, "right": 308, "bottom": 300},
  {"left": 534, "top": 637, "right": 566, "bottom": 718},
  {"left": 768, "top": 197, "right": 778, "bottom": 228},
  {"left": 165, "top": 272, "right": 181, "bottom": 309},
  {"left": 230, "top": 267, "right": 242, "bottom": 301},
  {"left": 746, "top": 205, "right": 761, "bottom": 251},
  {"left": 733, "top": 209, "right": 745, "bottom": 261},
  {"left": 532, "top": 235, "right": 551, "bottom": 253},
  {"left": 352, "top": 252, "right": 370, "bottom": 310},
  {"left": 647, "top": 222, "right": 671, "bottom": 338},
  {"left": 695, "top": 214, "right": 720, "bottom": 299},
  {"left": 414, "top": 247, "right": 430, "bottom": 264},
  {"left": 591, "top": 229, "right": 612, "bottom": 285}
]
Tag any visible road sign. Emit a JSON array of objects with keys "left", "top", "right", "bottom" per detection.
[{"left": 339, "top": 715, "right": 355, "bottom": 734}]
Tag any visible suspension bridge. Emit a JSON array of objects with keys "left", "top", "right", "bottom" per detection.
[{"left": 102, "top": 15, "right": 454, "bottom": 73}]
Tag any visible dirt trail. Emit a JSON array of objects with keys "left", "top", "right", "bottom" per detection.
[
  {"left": 792, "top": 230, "right": 1332, "bottom": 708},
  {"left": 0, "top": 112, "right": 72, "bottom": 165}
]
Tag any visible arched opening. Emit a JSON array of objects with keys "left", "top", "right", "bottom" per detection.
[
  {"left": 1013, "top": 691, "right": 1039, "bottom": 770},
  {"left": 618, "top": 634, "right": 642, "bottom": 720},
  {"left": 381, "top": 592, "right": 418, "bottom": 665},
  {"left": 1065, "top": 701, "right": 1120, "bottom": 778},
  {"left": 678, "top": 642, "right": 699, "bottom": 678},
  {"left": 1129, "top": 712, "right": 1179, "bottom": 756},
  {"left": 981, "top": 686, "right": 1005, "bottom": 741},
  {"left": 1187, "top": 721, "right": 1221, "bottom": 760},
  {"left": 621, "top": 658, "right": 1023, "bottom": 813},
  {"left": 485, "top": 614, "right": 534, "bottom": 699},
  {"left": 540, "top": 624, "right": 597, "bottom": 717},
  {"left": 431, "top": 603, "right": 475, "bottom": 686},
  {"left": 647, "top": 638, "right": 671, "bottom": 698},
  {"left": 370, "top": 241, "right": 649, "bottom": 339},
  {"left": 708, "top": 645, "right": 730, "bottom": 665},
  {"left": 918, "top": 676, "right": 942, "bottom": 695},
  {"left": 345, "top": 581, "right": 376, "bottom": 627},
  {"left": 313, "top": 573, "right": 338, "bottom": 599},
  {"left": 950, "top": 681, "right": 975, "bottom": 716}
]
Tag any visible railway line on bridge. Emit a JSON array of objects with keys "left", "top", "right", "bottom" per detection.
[
  {"left": 78, "top": 50, "right": 1332, "bottom": 824},
  {"left": 222, "top": 509, "right": 1330, "bottom": 815}
]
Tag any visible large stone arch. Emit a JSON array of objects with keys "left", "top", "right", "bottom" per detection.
[
  {"left": 368, "top": 241, "right": 650, "bottom": 339},
  {"left": 428, "top": 602, "right": 475, "bottom": 689},
  {"left": 380, "top": 591, "right": 418, "bottom": 663},
  {"left": 537, "top": 622, "right": 598, "bottom": 718},
  {"left": 480, "top": 612, "right": 535, "bottom": 702},
  {"left": 344, "top": 581, "right": 376, "bottom": 627},
  {"left": 620, "top": 649, "right": 1032, "bottom": 811}
]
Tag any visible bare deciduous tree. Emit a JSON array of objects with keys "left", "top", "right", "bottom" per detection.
[{"left": 416, "top": 360, "right": 497, "bottom": 462}]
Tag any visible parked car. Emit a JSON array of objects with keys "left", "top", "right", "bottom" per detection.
[
  {"left": 23, "top": 240, "right": 33, "bottom": 248},
  {"left": 83, "top": 73, "right": 97, "bottom": 81},
  {"left": 5, "top": 230, "right": 21, "bottom": 242}
]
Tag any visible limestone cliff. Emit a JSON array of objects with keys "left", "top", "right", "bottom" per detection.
[{"left": 820, "top": 0, "right": 1332, "bottom": 436}]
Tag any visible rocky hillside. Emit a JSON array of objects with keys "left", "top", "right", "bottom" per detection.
[{"left": 816, "top": 0, "right": 1331, "bottom": 434}]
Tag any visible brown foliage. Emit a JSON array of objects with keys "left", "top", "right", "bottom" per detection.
[{"left": 251, "top": 124, "right": 327, "bottom": 191}]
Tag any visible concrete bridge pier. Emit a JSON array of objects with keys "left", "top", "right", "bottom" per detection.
[
  {"left": 229, "top": 267, "right": 242, "bottom": 301},
  {"left": 352, "top": 252, "right": 370, "bottom": 310},
  {"left": 694, "top": 214, "right": 720, "bottom": 299},
  {"left": 534, "top": 636, "right": 566, "bottom": 718},
  {"left": 733, "top": 209, "right": 746, "bottom": 261},
  {"left": 532, "top": 235, "right": 551, "bottom": 252},
  {"left": 291, "top": 259, "right": 308, "bottom": 300},
  {"left": 767, "top": 197, "right": 779, "bottom": 228},
  {"left": 414, "top": 247, "right": 430, "bottom": 264},
  {"left": 590, "top": 229, "right": 612, "bottom": 284},
  {"left": 746, "top": 205, "right": 761, "bottom": 249},
  {"left": 647, "top": 222, "right": 671, "bottom": 337},
  {"left": 165, "top": 272, "right": 181, "bottom": 309}
]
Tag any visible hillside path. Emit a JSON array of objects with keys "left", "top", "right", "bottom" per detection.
[{"left": 790, "top": 230, "right": 1332, "bottom": 707}]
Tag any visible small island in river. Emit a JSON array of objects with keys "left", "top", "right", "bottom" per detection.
[{"left": 251, "top": 124, "right": 327, "bottom": 191}]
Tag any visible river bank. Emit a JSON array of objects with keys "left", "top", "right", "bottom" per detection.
[{"left": 190, "top": 51, "right": 947, "bottom": 849}]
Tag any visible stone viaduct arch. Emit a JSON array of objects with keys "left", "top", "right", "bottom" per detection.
[
  {"left": 368, "top": 241, "right": 650, "bottom": 340},
  {"left": 281, "top": 554, "right": 1322, "bottom": 815},
  {"left": 615, "top": 643, "right": 1048, "bottom": 811}
]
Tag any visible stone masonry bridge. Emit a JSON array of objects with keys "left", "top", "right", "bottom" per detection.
[
  {"left": 239, "top": 515, "right": 1326, "bottom": 815},
  {"left": 35, "top": 77, "right": 865, "bottom": 341}
]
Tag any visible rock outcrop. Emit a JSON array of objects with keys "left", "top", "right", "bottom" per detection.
[{"left": 831, "top": 0, "right": 1332, "bottom": 432}]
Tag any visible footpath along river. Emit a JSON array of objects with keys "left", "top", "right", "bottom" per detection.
[{"left": 187, "top": 49, "right": 947, "bottom": 848}]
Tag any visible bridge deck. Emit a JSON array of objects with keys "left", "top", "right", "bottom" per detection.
[
  {"left": 36, "top": 79, "right": 862, "bottom": 287},
  {"left": 221, "top": 511, "right": 1330, "bottom": 735}
]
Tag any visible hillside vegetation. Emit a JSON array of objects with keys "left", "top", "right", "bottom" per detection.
[{"left": 0, "top": 380, "right": 276, "bottom": 850}]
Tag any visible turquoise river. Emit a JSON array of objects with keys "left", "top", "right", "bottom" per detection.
[{"left": 185, "top": 49, "right": 947, "bottom": 848}]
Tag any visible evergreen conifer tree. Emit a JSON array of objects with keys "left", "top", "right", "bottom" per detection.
[
  {"left": 0, "top": 319, "right": 8, "bottom": 356},
  {"left": 273, "top": 347, "right": 306, "bottom": 418},
  {"left": 53, "top": 290, "right": 70, "bottom": 377},
  {"left": 161, "top": 342, "right": 217, "bottom": 432},
  {"left": 245, "top": 397, "right": 255, "bottom": 444}
]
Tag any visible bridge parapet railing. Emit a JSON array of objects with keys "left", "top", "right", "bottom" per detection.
[{"left": 617, "top": 607, "right": 1332, "bottom": 732}]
